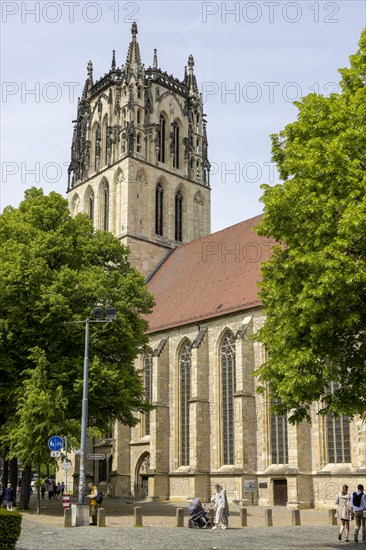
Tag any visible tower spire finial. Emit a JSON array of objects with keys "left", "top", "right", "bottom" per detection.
[
  {"left": 111, "top": 50, "right": 116, "bottom": 70},
  {"left": 125, "top": 21, "right": 141, "bottom": 67},
  {"left": 153, "top": 48, "right": 158, "bottom": 69}
]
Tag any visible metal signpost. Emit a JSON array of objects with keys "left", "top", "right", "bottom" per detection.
[{"left": 65, "top": 307, "right": 116, "bottom": 505}]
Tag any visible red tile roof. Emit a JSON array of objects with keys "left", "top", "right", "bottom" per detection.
[{"left": 145, "top": 214, "right": 275, "bottom": 334}]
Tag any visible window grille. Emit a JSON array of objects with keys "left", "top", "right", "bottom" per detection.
[
  {"left": 270, "top": 399, "right": 288, "bottom": 464},
  {"left": 221, "top": 331, "right": 236, "bottom": 465},
  {"left": 155, "top": 184, "right": 164, "bottom": 235},
  {"left": 144, "top": 349, "right": 153, "bottom": 436},
  {"left": 326, "top": 382, "right": 351, "bottom": 463},
  {"left": 180, "top": 341, "right": 191, "bottom": 466},
  {"left": 158, "top": 116, "right": 166, "bottom": 163},
  {"left": 175, "top": 191, "right": 183, "bottom": 241}
]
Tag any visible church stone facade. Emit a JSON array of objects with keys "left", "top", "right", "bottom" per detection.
[{"left": 67, "top": 25, "right": 366, "bottom": 508}]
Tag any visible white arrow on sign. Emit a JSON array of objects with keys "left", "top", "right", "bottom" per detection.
[{"left": 87, "top": 453, "right": 105, "bottom": 460}]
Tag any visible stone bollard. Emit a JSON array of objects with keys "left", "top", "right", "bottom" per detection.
[
  {"left": 64, "top": 507, "right": 72, "bottom": 528},
  {"left": 97, "top": 507, "right": 106, "bottom": 527},
  {"left": 134, "top": 506, "right": 143, "bottom": 527},
  {"left": 240, "top": 507, "right": 248, "bottom": 527},
  {"left": 176, "top": 507, "right": 184, "bottom": 527},
  {"left": 265, "top": 508, "right": 273, "bottom": 527},
  {"left": 292, "top": 509, "right": 301, "bottom": 526},
  {"left": 329, "top": 509, "right": 337, "bottom": 525}
]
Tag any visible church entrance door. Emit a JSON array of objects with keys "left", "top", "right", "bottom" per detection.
[
  {"left": 135, "top": 453, "right": 150, "bottom": 499},
  {"left": 273, "top": 479, "right": 287, "bottom": 506}
]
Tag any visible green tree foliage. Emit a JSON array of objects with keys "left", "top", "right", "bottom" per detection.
[
  {"left": 0, "top": 188, "right": 154, "bottom": 446},
  {"left": 255, "top": 30, "right": 366, "bottom": 423}
]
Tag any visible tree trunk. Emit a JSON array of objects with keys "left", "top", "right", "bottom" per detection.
[
  {"left": 2, "top": 458, "right": 9, "bottom": 487},
  {"left": 9, "top": 457, "right": 18, "bottom": 506},
  {"left": 36, "top": 464, "right": 41, "bottom": 514},
  {"left": 19, "top": 464, "right": 32, "bottom": 510}
]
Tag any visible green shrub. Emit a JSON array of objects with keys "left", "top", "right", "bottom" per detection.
[{"left": 0, "top": 509, "right": 22, "bottom": 550}]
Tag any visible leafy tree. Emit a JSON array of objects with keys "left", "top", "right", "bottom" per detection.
[
  {"left": 4, "top": 348, "right": 67, "bottom": 511},
  {"left": 0, "top": 188, "right": 154, "bottom": 463},
  {"left": 255, "top": 29, "right": 366, "bottom": 423}
]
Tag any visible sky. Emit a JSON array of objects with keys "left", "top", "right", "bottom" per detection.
[{"left": 1, "top": 0, "right": 365, "bottom": 231}]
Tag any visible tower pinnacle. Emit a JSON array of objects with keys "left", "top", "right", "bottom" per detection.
[
  {"left": 153, "top": 48, "right": 158, "bottom": 69},
  {"left": 126, "top": 21, "right": 141, "bottom": 67}
]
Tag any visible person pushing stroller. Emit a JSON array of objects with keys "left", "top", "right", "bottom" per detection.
[{"left": 188, "top": 498, "right": 214, "bottom": 528}]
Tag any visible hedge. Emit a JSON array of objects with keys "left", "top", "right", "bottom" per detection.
[{"left": 0, "top": 508, "right": 22, "bottom": 550}]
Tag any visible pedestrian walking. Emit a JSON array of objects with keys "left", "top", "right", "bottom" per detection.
[
  {"left": 60, "top": 481, "right": 65, "bottom": 496},
  {"left": 350, "top": 484, "right": 366, "bottom": 543},
  {"left": 4, "top": 483, "right": 15, "bottom": 511},
  {"left": 211, "top": 483, "right": 229, "bottom": 529},
  {"left": 335, "top": 484, "right": 351, "bottom": 542}
]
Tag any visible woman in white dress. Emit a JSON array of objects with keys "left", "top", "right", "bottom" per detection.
[
  {"left": 336, "top": 484, "right": 351, "bottom": 542},
  {"left": 212, "top": 483, "right": 229, "bottom": 529}
]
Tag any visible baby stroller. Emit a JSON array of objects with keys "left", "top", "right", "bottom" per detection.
[{"left": 188, "top": 498, "right": 214, "bottom": 529}]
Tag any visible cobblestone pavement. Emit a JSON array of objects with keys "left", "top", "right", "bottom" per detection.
[{"left": 15, "top": 496, "right": 365, "bottom": 550}]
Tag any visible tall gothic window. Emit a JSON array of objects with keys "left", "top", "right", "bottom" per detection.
[
  {"left": 98, "top": 459, "right": 107, "bottom": 482},
  {"left": 101, "top": 182, "right": 109, "bottom": 231},
  {"left": 173, "top": 121, "right": 180, "bottom": 169},
  {"left": 158, "top": 115, "right": 166, "bottom": 163},
  {"left": 175, "top": 190, "right": 183, "bottom": 242},
  {"left": 326, "top": 383, "right": 351, "bottom": 463},
  {"left": 86, "top": 189, "right": 94, "bottom": 224},
  {"left": 93, "top": 123, "right": 101, "bottom": 171},
  {"left": 144, "top": 349, "right": 153, "bottom": 436},
  {"left": 155, "top": 183, "right": 164, "bottom": 235},
  {"left": 103, "top": 116, "right": 108, "bottom": 166},
  {"left": 180, "top": 340, "right": 191, "bottom": 466},
  {"left": 136, "top": 133, "right": 142, "bottom": 154},
  {"left": 221, "top": 331, "right": 236, "bottom": 465},
  {"left": 270, "top": 399, "right": 289, "bottom": 464}
]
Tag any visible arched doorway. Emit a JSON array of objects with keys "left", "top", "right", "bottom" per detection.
[{"left": 135, "top": 453, "right": 150, "bottom": 499}]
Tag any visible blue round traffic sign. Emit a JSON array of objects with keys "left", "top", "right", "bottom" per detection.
[{"left": 48, "top": 436, "right": 63, "bottom": 451}]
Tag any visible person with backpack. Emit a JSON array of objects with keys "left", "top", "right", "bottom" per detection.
[
  {"left": 350, "top": 484, "right": 366, "bottom": 543},
  {"left": 86, "top": 482, "right": 103, "bottom": 525}
]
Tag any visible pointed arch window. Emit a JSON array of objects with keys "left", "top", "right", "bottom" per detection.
[
  {"left": 155, "top": 183, "right": 164, "bottom": 236},
  {"left": 270, "top": 398, "right": 288, "bottom": 464},
  {"left": 196, "top": 113, "right": 200, "bottom": 133},
  {"left": 144, "top": 349, "right": 153, "bottom": 436},
  {"left": 103, "top": 116, "right": 108, "bottom": 166},
  {"left": 180, "top": 340, "right": 191, "bottom": 466},
  {"left": 158, "top": 115, "right": 166, "bottom": 163},
  {"left": 175, "top": 190, "right": 183, "bottom": 242},
  {"left": 101, "top": 182, "right": 109, "bottom": 231},
  {"left": 221, "top": 331, "right": 236, "bottom": 465},
  {"left": 98, "top": 459, "right": 107, "bottom": 482},
  {"left": 87, "top": 190, "right": 95, "bottom": 223},
  {"left": 326, "top": 383, "right": 351, "bottom": 463},
  {"left": 93, "top": 123, "right": 101, "bottom": 171},
  {"left": 137, "top": 109, "right": 141, "bottom": 125},
  {"left": 173, "top": 121, "right": 180, "bottom": 169},
  {"left": 137, "top": 133, "right": 142, "bottom": 154}
]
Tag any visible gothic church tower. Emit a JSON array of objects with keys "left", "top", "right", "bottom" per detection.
[{"left": 67, "top": 23, "right": 211, "bottom": 276}]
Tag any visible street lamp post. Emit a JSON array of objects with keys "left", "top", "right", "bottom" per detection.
[
  {"left": 78, "top": 317, "right": 90, "bottom": 504},
  {"left": 65, "top": 307, "right": 116, "bottom": 505}
]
